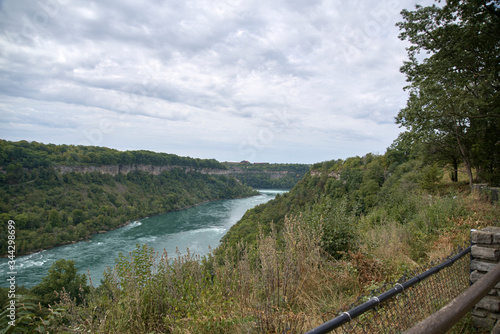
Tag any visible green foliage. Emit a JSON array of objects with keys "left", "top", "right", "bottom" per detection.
[
  {"left": 30, "top": 259, "right": 89, "bottom": 307},
  {"left": 0, "top": 294, "right": 65, "bottom": 334},
  {"left": 303, "top": 196, "right": 359, "bottom": 259},
  {"left": 396, "top": 0, "right": 500, "bottom": 186},
  {"left": 0, "top": 140, "right": 257, "bottom": 256},
  {"left": 223, "top": 162, "right": 310, "bottom": 189},
  {"left": 418, "top": 163, "right": 444, "bottom": 193},
  {"left": 222, "top": 153, "right": 391, "bottom": 251},
  {"left": 66, "top": 244, "right": 240, "bottom": 333},
  {"left": 221, "top": 146, "right": 479, "bottom": 263},
  {"left": 114, "top": 244, "right": 155, "bottom": 290},
  {"left": 0, "top": 139, "right": 226, "bottom": 169}
]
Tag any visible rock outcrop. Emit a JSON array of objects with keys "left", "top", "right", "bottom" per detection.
[
  {"left": 56, "top": 164, "right": 232, "bottom": 176},
  {"left": 55, "top": 164, "right": 289, "bottom": 179}
]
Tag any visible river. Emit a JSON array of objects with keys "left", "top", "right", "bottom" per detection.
[{"left": 0, "top": 189, "right": 285, "bottom": 288}]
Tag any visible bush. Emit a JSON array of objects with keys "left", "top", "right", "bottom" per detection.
[
  {"left": 30, "top": 259, "right": 89, "bottom": 307},
  {"left": 303, "top": 196, "right": 359, "bottom": 259}
]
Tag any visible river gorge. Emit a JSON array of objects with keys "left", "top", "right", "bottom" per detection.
[{"left": 0, "top": 189, "right": 285, "bottom": 288}]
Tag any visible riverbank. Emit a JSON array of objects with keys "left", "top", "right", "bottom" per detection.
[
  {"left": 0, "top": 190, "right": 282, "bottom": 288},
  {"left": 2, "top": 190, "right": 260, "bottom": 258}
]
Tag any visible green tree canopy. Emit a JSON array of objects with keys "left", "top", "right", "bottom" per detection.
[{"left": 396, "top": 0, "right": 500, "bottom": 186}]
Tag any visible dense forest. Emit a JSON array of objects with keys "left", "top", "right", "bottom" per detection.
[
  {"left": 0, "top": 140, "right": 257, "bottom": 256},
  {"left": 0, "top": 139, "right": 225, "bottom": 169},
  {"left": 224, "top": 161, "right": 310, "bottom": 189},
  {"left": 1, "top": 1, "right": 499, "bottom": 332}
]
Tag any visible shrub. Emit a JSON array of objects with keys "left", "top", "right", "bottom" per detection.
[
  {"left": 303, "top": 196, "right": 359, "bottom": 258},
  {"left": 30, "top": 259, "right": 89, "bottom": 307}
]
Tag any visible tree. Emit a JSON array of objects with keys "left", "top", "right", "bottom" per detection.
[
  {"left": 396, "top": 0, "right": 500, "bottom": 186},
  {"left": 394, "top": 127, "right": 462, "bottom": 182},
  {"left": 48, "top": 209, "right": 61, "bottom": 228},
  {"left": 30, "top": 259, "right": 89, "bottom": 306}
]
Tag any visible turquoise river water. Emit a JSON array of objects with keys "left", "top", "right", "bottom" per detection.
[{"left": 1, "top": 189, "right": 285, "bottom": 288}]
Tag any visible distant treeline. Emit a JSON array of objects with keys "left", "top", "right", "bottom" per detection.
[
  {"left": 0, "top": 139, "right": 225, "bottom": 171},
  {"left": 0, "top": 140, "right": 256, "bottom": 256},
  {"left": 224, "top": 162, "right": 310, "bottom": 189}
]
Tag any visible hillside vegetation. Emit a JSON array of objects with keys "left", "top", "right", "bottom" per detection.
[
  {"left": 221, "top": 150, "right": 499, "bottom": 263},
  {"left": 0, "top": 139, "right": 257, "bottom": 256},
  {"left": 224, "top": 161, "right": 310, "bottom": 189},
  {"left": 0, "top": 139, "right": 225, "bottom": 168}
]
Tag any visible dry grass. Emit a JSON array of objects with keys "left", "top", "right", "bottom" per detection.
[
  {"left": 427, "top": 189, "right": 500, "bottom": 261},
  {"left": 359, "top": 221, "right": 417, "bottom": 278},
  {"left": 55, "top": 185, "right": 499, "bottom": 333}
]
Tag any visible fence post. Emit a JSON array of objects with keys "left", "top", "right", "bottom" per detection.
[{"left": 470, "top": 227, "right": 500, "bottom": 330}]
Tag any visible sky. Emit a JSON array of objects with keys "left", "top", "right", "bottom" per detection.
[{"left": 0, "top": 0, "right": 435, "bottom": 164}]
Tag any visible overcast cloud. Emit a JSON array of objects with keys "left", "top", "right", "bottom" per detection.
[{"left": 0, "top": 0, "right": 434, "bottom": 163}]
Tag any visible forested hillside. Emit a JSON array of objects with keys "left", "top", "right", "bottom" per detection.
[
  {"left": 221, "top": 147, "right": 499, "bottom": 260},
  {"left": 224, "top": 161, "right": 310, "bottom": 189},
  {"left": 0, "top": 139, "right": 225, "bottom": 169},
  {"left": 0, "top": 140, "right": 257, "bottom": 256}
]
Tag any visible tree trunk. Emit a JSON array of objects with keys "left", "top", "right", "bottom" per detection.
[
  {"left": 452, "top": 157, "right": 458, "bottom": 182},
  {"left": 454, "top": 122, "right": 473, "bottom": 186}
]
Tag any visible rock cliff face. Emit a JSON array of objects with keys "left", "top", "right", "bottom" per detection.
[
  {"left": 309, "top": 170, "right": 340, "bottom": 179},
  {"left": 55, "top": 164, "right": 288, "bottom": 179},
  {"left": 56, "top": 164, "right": 232, "bottom": 176}
]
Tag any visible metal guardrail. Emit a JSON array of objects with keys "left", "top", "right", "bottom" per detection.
[
  {"left": 404, "top": 261, "right": 500, "bottom": 334},
  {"left": 305, "top": 246, "right": 472, "bottom": 334}
]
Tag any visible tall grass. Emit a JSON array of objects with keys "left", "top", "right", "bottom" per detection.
[{"left": 58, "top": 215, "right": 360, "bottom": 333}]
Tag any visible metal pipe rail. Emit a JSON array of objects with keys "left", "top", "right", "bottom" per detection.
[
  {"left": 304, "top": 246, "right": 472, "bottom": 334},
  {"left": 404, "top": 261, "right": 500, "bottom": 334}
]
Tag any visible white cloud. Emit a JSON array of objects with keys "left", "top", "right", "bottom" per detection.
[{"left": 0, "top": 0, "right": 433, "bottom": 163}]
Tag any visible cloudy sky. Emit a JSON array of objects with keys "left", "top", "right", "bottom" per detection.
[{"left": 0, "top": 0, "right": 433, "bottom": 164}]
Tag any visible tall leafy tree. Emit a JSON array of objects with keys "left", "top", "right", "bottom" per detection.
[{"left": 396, "top": 0, "right": 500, "bottom": 186}]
